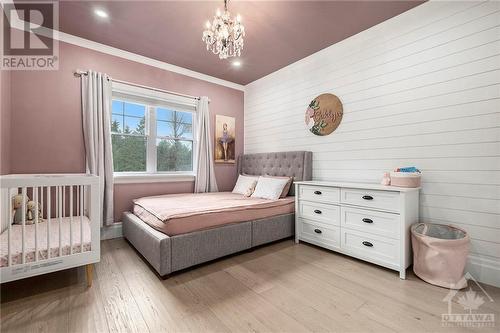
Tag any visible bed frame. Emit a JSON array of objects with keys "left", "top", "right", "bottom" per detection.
[{"left": 123, "top": 151, "right": 312, "bottom": 277}]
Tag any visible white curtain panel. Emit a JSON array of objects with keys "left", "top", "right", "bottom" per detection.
[
  {"left": 194, "top": 96, "right": 218, "bottom": 193},
  {"left": 81, "top": 70, "right": 114, "bottom": 226}
]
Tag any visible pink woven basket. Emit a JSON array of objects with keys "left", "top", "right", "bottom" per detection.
[{"left": 390, "top": 171, "right": 421, "bottom": 188}]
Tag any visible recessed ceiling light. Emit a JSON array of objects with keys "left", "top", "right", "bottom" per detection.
[
  {"left": 232, "top": 60, "right": 241, "bottom": 67},
  {"left": 94, "top": 9, "right": 109, "bottom": 19}
]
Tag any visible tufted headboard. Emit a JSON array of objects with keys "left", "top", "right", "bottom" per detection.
[{"left": 237, "top": 151, "right": 312, "bottom": 195}]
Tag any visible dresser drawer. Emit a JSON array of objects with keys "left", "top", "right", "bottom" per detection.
[
  {"left": 341, "top": 206, "right": 400, "bottom": 239},
  {"left": 299, "top": 185, "right": 340, "bottom": 204},
  {"left": 340, "top": 188, "right": 400, "bottom": 212},
  {"left": 298, "top": 219, "right": 340, "bottom": 250},
  {"left": 341, "top": 229, "right": 399, "bottom": 268},
  {"left": 298, "top": 201, "right": 340, "bottom": 226}
]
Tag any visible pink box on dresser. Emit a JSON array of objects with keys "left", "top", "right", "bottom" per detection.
[{"left": 390, "top": 172, "right": 421, "bottom": 188}]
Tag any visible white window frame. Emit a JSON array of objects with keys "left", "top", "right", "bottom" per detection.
[{"left": 111, "top": 83, "right": 198, "bottom": 183}]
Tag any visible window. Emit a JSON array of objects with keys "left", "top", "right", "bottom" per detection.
[
  {"left": 110, "top": 86, "right": 196, "bottom": 175},
  {"left": 156, "top": 107, "right": 193, "bottom": 172},
  {"left": 111, "top": 101, "right": 147, "bottom": 172}
]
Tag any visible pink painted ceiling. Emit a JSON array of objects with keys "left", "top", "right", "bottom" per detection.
[{"left": 58, "top": 1, "right": 424, "bottom": 85}]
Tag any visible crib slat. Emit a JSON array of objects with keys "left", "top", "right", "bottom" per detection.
[
  {"left": 47, "top": 186, "right": 51, "bottom": 259},
  {"left": 77, "top": 185, "right": 79, "bottom": 216},
  {"left": 21, "top": 187, "right": 26, "bottom": 264},
  {"left": 62, "top": 186, "right": 65, "bottom": 218},
  {"left": 58, "top": 186, "right": 62, "bottom": 257},
  {"left": 40, "top": 186, "right": 44, "bottom": 219},
  {"left": 80, "top": 185, "right": 84, "bottom": 253},
  {"left": 54, "top": 186, "right": 57, "bottom": 257},
  {"left": 7, "top": 187, "right": 12, "bottom": 267},
  {"left": 39, "top": 186, "right": 44, "bottom": 259},
  {"left": 34, "top": 187, "right": 39, "bottom": 261},
  {"left": 70, "top": 185, "right": 73, "bottom": 255}
]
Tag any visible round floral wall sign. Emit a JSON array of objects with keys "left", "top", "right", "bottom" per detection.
[{"left": 305, "top": 93, "right": 343, "bottom": 136}]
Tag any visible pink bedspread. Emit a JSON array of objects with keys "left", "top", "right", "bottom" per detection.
[{"left": 133, "top": 192, "right": 295, "bottom": 236}]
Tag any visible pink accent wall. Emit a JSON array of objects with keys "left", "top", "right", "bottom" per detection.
[
  {"left": 8, "top": 41, "right": 244, "bottom": 221},
  {"left": 1, "top": 70, "right": 11, "bottom": 175}
]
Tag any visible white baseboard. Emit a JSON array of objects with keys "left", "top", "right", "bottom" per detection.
[
  {"left": 101, "top": 223, "right": 123, "bottom": 240},
  {"left": 467, "top": 255, "right": 500, "bottom": 288}
]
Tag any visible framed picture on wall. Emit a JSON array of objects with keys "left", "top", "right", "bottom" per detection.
[{"left": 215, "top": 115, "right": 236, "bottom": 164}]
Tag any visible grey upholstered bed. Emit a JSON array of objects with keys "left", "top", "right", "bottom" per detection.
[{"left": 122, "top": 151, "right": 312, "bottom": 277}]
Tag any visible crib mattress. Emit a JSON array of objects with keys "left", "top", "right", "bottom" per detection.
[{"left": 0, "top": 216, "right": 92, "bottom": 267}]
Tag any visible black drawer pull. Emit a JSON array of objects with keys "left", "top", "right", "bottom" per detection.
[
  {"left": 314, "top": 229, "right": 322, "bottom": 234},
  {"left": 362, "top": 241, "right": 373, "bottom": 247},
  {"left": 314, "top": 209, "right": 322, "bottom": 214},
  {"left": 362, "top": 195, "right": 374, "bottom": 200},
  {"left": 362, "top": 218, "right": 373, "bottom": 224},
  {"left": 314, "top": 190, "right": 322, "bottom": 195}
]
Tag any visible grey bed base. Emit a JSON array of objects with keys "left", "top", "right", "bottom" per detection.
[
  {"left": 123, "top": 211, "right": 294, "bottom": 276},
  {"left": 123, "top": 151, "right": 312, "bottom": 277}
]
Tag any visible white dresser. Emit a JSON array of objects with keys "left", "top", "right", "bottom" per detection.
[{"left": 294, "top": 181, "right": 419, "bottom": 279}]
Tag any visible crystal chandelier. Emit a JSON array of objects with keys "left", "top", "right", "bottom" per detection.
[{"left": 202, "top": 0, "right": 245, "bottom": 59}]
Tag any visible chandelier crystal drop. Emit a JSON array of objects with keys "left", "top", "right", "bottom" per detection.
[{"left": 202, "top": 0, "right": 245, "bottom": 59}]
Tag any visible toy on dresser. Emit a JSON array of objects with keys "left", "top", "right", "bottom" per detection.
[
  {"left": 11, "top": 194, "right": 43, "bottom": 225},
  {"left": 381, "top": 167, "right": 421, "bottom": 188},
  {"left": 381, "top": 172, "right": 391, "bottom": 186}
]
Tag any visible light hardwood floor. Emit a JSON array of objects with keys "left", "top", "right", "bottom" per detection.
[{"left": 1, "top": 238, "right": 499, "bottom": 333}]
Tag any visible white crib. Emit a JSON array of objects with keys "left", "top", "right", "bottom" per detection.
[{"left": 0, "top": 174, "right": 100, "bottom": 286}]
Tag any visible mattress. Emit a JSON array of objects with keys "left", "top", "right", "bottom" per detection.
[
  {"left": 133, "top": 192, "right": 295, "bottom": 236},
  {"left": 0, "top": 216, "right": 92, "bottom": 267}
]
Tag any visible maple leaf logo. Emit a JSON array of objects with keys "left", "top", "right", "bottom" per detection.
[{"left": 457, "top": 289, "right": 485, "bottom": 313}]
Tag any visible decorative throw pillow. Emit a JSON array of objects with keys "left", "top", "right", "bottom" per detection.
[
  {"left": 251, "top": 176, "right": 290, "bottom": 200},
  {"left": 232, "top": 175, "right": 258, "bottom": 196},
  {"left": 264, "top": 175, "right": 293, "bottom": 198}
]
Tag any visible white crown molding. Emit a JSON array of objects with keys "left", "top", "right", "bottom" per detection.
[
  {"left": 3, "top": 3, "right": 244, "bottom": 91},
  {"left": 57, "top": 31, "right": 244, "bottom": 91}
]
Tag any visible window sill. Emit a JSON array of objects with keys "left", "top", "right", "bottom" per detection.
[{"left": 113, "top": 173, "right": 195, "bottom": 184}]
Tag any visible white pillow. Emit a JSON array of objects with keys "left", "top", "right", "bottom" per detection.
[
  {"left": 232, "top": 175, "right": 258, "bottom": 196},
  {"left": 251, "top": 176, "right": 289, "bottom": 200}
]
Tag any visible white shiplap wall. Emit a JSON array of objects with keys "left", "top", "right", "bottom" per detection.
[{"left": 244, "top": 1, "right": 500, "bottom": 286}]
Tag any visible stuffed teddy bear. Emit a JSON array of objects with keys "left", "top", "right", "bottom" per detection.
[
  {"left": 26, "top": 200, "right": 43, "bottom": 224},
  {"left": 12, "top": 194, "right": 25, "bottom": 224},
  {"left": 12, "top": 194, "right": 41, "bottom": 225}
]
